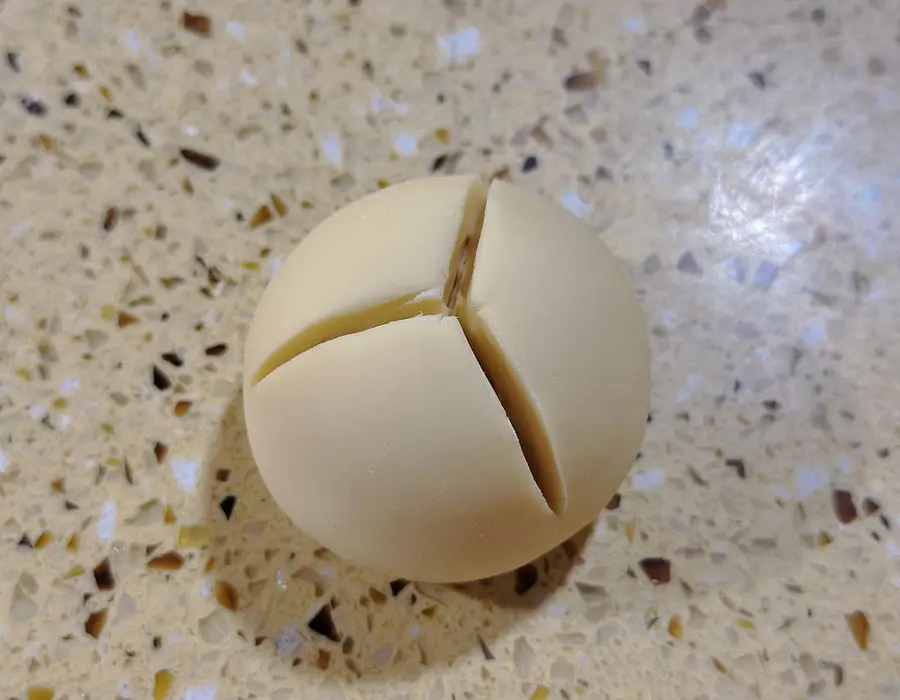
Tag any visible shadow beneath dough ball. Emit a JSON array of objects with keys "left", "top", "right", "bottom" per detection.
[{"left": 200, "top": 392, "right": 589, "bottom": 686}]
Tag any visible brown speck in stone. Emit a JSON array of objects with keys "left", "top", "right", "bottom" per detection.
[
  {"left": 879, "top": 513, "right": 891, "bottom": 530},
  {"left": 182, "top": 178, "right": 194, "bottom": 195},
  {"left": 687, "top": 466, "right": 707, "bottom": 486},
  {"left": 6, "top": 51, "right": 21, "bottom": 72},
  {"left": 522, "top": 155, "right": 538, "bottom": 173},
  {"left": 153, "top": 669, "right": 173, "bottom": 700},
  {"left": 862, "top": 497, "right": 880, "bottom": 516},
  {"left": 594, "top": 165, "right": 613, "bottom": 181},
  {"left": 214, "top": 580, "right": 239, "bottom": 610},
  {"left": 51, "top": 477, "right": 65, "bottom": 493},
  {"left": 134, "top": 125, "right": 151, "bottom": 148},
  {"left": 606, "top": 493, "right": 622, "bottom": 510},
  {"left": 747, "top": 71, "right": 768, "bottom": 89},
  {"left": 152, "top": 365, "right": 171, "bottom": 391},
  {"left": 761, "top": 399, "right": 781, "bottom": 411},
  {"left": 811, "top": 8, "right": 826, "bottom": 24},
  {"left": 636, "top": 59, "right": 652, "bottom": 76},
  {"left": 308, "top": 604, "right": 340, "bottom": 641},
  {"left": 204, "top": 342, "right": 227, "bottom": 357},
  {"left": 315, "top": 648, "right": 331, "bottom": 670},
  {"left": 106, "top": 108, "right": 124, "bottom": 120},
  {"left": 832, "top": 489, "right": 858, "bottom": 524},
  {"left": 271, "top": 194, "right": 288, "bottom": 217},
  {"left": 368, "top": 587, "right": 387, "bottom": 605},
  {"left": 34, "top": 531, "right": 54, "bottom": 549},
  {"left": 18, "top": 533, "right": 33, "bottom": 549},
  {"left": 161, "top": 351, "right": 183, "bottom": 367},
  {"left": 66, "top": 533, "right": 79, "bottom": 552},
  {"left": 63, "top": 91, "right": 81, "bottom": 107},
  {"left": 846, "top": 611, "right": 870, "bottom": 651},
  {"left": 154, "top": 441, "right": 168, "bottom": 464},
  {"left": 179, "top": 147, "right": 220, "bottom": 171},
  {"left": 85, "top": 608, "right": 108, "bottom": 638},
  {"left": 152, "top": 635, "right": 162, "bottom": 649},
  {"left": 147, "top": 551, "right": 184, "bottom": 570},
  {"left": 214, "top": 468, "right": 231, "bottom": 482},
  {"left": 515, "top": 563, "right": 538, "bottom": 594},
  {"left": 28, "top": 688, "right": 55, "bottom": 700},
  {"left": 477, "top": 633, "right": 495, "bottom": 660},
  {"left": 249, "top": 205, "right": 273, "bottom": 229},
  {"left": 117, "top": 311, "right": 140, "bottom": 328},
  {"left": 712, "top": 658, "right": 727, "bottom": 674},
  {"left": 93, "top": 558, "right": 115, "bottom": 591},
  {"left": 182, "top": 11, "right": 212, "bottom": 36},
  {"left": 219, "top": 495, "right": 236, "bottom": 519},
  {"left": 725, "top": 458, "right": 746, "bottom": 479},
  {"left": 693, "top": 25, "right": 712, "bottom": 43},
  {"left": 867, "top": 57, "right": 886, "bottom": 77},
  {"left": 876, "top": 447, "right": 890, "bottom": 459},
  {"left": 174, "top": 400, "right": 192, "bottom": 417},
  {"left": 639, "top": 557, "right": 671, "bottom": 584},
  {"left": 817, "top": 531, "right": 833, "bottom": 547},
  {"left": 563, "top": 69, "right": 605, "bottom": 91},
  {"left": 163, "top": 505, "right": 176, "bottom": 524},
  {"left": 668, "top": 615, "right": 683, "bottom": 639},
  {"left": 677, "top": 251, "right": 703, "bottom": 276},
  {"left": 389, "top": 579, "right": 408, "bottom": 596},
  {"left": 21, "top": 95, "right": 48, "bottom": 116}
]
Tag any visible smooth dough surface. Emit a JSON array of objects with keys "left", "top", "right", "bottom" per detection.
[{"left": 243, "top": 176, "right": 651, "bottom": 582}]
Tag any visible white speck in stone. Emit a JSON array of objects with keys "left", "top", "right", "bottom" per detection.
[
  {"left": 621, "top": 17, "right": 645, "bottom": 33},
  {"left": 0, "top": 450, "right": 7, "bottom": 473},
  {"left": 172, "top": 459, "right": 199, "bottom": 493},
  {"left": 275, "top": 625, "right": 302, "bottom": 655},
  {"left": 118, "top": 680, "right": 132, "bottom": 698},
  {"left": 275, "top": 569, "right": 288, "bottom": 590},
  {"left": 393, "top": 102, "right": 409, "bottom": 115},
  {"left": 752, "top": 260, "right": 778, "bottom": 289},
  {"left": 12, "top": 221, "right": 30, "bottom": 238},
  {"left": 198, "top": 583, "right": 210, "bottom": 597},
  {"left": 795, "top": 465, "right": 828, "bottom": 500},
  {"left": 560, "top": 190, "right": 591, "bottom": 218},
  {"left": 439, "top": 26, "right": 481, "bottom": 62},
  {"left": 392, "top": 132, "right": 418, "bottom": 156},
  {"left": 28, "top": 405, "right": 46, "bottom": 421},
  {"left": 676, "top": 107, "right": 699, "bottom": 129},
  {"left": 659, "top": 309, "right": 678, "bottom": 326},
  {"left": 219, "top": 199, "right": 235, "bottom": 211},
  {"left": 58, "top": 415, "right": 72, "bottom": 430},
  {"left": 857, "top": 184, "right": 881, "bottom": 206},
  {"left": 97, "top": 500, "right": 116, "bottom": 541},
  {"left": 226, "top": 21, "right": 246, "bottom": 40},
  {"left": 409, "top": 623, "right": 420, "bottom": 639},
  {"left": 5, "top": 305, "right": 28, "bottom": 324},
  {"left": 548, "top": 601, "right": 567, "bottom": 617},
  {"left": 61, "top": 377, "right": 79, "bottom": 394},
  {"left": 123, "top": 30, "right": 141, "bottom": 55},
  {"left": 632, "top": 469, "right": 666, "bottom": 491},
  {"left": 803, "top": 320, "right": 825, "bottom": 347},
  {"left": 370, "top": 90, "right": 387, "bottom": 114},
  {"left": 886, "top": 541, "right": 900, "bottom": 559},
  {"left": 268, "top": 256, "right": 284, "bottom": 276},
  {"left": 277, "top": 76, "right": 287, "bottom": 88},
  {"left": 240, "top": 68, "right": 258, "bottom": 86},
  {"left": 836, "top": 456, "right": 853, "bottom": 473},
  {"left": 726, "top": 122, "right": 756, "bottom": 149},
  {"left": 184, "top": 124, "right": 199, "bottom": 137},
  {"left": 184, "top": 687, "right": 217, "bottom": 700},
  {"left": 320, "top": 134, "right": 342, "bottom": 167}
]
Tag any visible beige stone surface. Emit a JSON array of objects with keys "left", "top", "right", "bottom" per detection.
[{"left": 1, "top": 0, "right": 898, "bottom": 698}]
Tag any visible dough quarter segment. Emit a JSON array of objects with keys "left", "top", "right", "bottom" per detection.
[{"left": 244, "top": 315, "right": 559, "bottom": 583}]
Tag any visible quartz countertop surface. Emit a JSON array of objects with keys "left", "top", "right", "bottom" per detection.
[{"left": 1, "top": 0, "right": 899, "bottom": 698}]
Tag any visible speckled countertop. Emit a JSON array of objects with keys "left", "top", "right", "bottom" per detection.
[{"left": 1, "top": 0, "right": 899, "bottom": 698}]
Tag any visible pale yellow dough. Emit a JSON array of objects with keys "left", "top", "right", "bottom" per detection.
[{"left": 243, "top": 175, "right": 650, "bottom": 583}]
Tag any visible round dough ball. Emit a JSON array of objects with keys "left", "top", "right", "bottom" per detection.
[{"left": 243, "top": 175, "right": 650, "bottom": 583}]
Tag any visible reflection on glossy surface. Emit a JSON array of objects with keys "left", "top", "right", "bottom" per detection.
[{"left": 0, "top": 0, "right": 898, "bottom": 697}]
